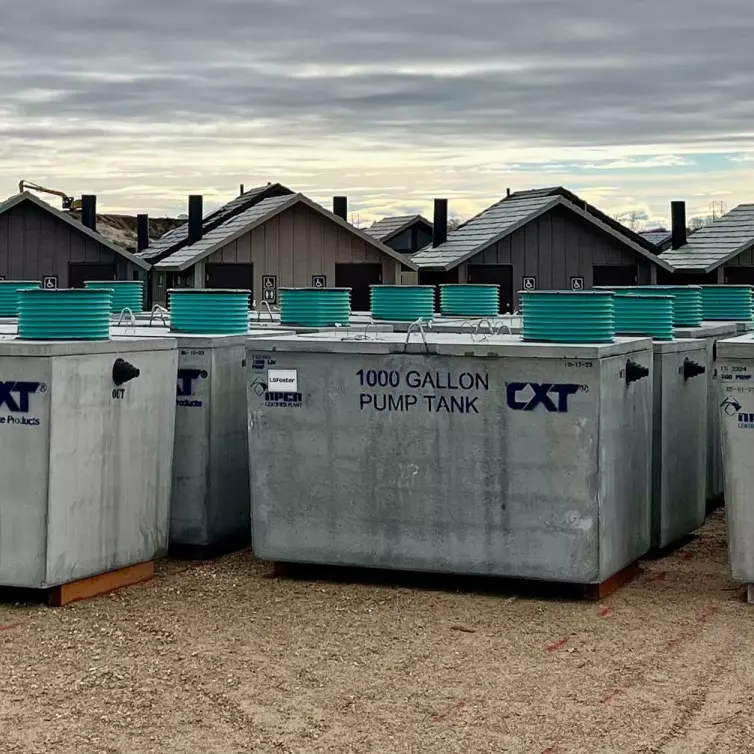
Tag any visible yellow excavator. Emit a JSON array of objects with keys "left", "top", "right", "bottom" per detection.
[{"left": 18, "top": 180, "right": 82, "bottom": 211}]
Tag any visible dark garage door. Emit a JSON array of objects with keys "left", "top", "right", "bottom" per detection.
[
  {"left": 592, "top": 265, "right": 638, "bottom": 287},
  {"left": 418, "top": 269, "right": 460, "bottom": 311},
  {"left": 725, "top": 267, "right": 754, "bottom": 285},
  {"left": 69, "top": 262, "right": 118, "bottom": 289},
  {"left": 335, "top": 263, "right": 382, "bottom": 312},
  {"left": 467, "top": 265, "right": 514, "bottom": 313},
  {"left": 206, "top": 263, "right": 254, "bottom": 293}
]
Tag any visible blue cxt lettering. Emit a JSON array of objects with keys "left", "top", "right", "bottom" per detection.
[
  {"left": 176, "top": 369, "right": 207, "bottom": 397},
  {"left": 0, "top": 381, "right": 40, "bottom": 413},
  {"left": 507, "top": 382, "right": 581, "bottom": 413}
]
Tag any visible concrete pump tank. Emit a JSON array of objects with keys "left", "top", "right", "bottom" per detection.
[
  {"left": 673, "top": 322, "right": 738, "bottom": 503},
  {"left": 246, "top": 330, "right": 653, "bottom": 585},
  {"left": 613, "top": 293, "right": 708, "bottom": 547},
  {"left": 0, "top": 289, "right": 177, "bottom": 592},
  {"left": 108, "top": 289, "right": 262, "bottom": 558},
  {"left": 716, "top": 333, "right": 754, "bottom": 602}
]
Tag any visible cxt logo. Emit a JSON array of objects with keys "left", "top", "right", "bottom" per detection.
[
  {"left": 176, "top": 369, "right": 208, "bottom": 397},
  {"left": 506, "top": 382, "right": 584, "bottom": 413},
  {"left": 0, "top": 381, "right": 41, "bottom": 413},
  {"left": 176, "top": 369, "right": 207, "bottom": 408}
]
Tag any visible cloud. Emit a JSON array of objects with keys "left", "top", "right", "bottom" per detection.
[{"left": 0, "top": 0, "right": 753, "bottom": 225}]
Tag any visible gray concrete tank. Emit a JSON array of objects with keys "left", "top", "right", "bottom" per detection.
[
  {"left": 110, "top": 326, "right": 290, "bottom": 558},
  {"left": 246, "top": 331, "right": 653, "bottom": 584},
  {"left": 0, "top": 337, "right": 177, "bottom": 589},
  {"left": 673, "top": 323, "right": 738, "bottom": 502},
  {"left": 650, "top": 339, "right": 708, "bottom": 548},
  {"left": 715, "top": 334, "right": 754, "bottom": 602}
]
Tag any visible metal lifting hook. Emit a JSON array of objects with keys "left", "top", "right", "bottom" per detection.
[
  {"left": 493, "top": 320, "right": 512, "bottom": 336},
  {"left": 362, "top": 322, "right": 380, "bottom": 341},
  {"left": 404, "top": 318, "right": 430, "bottom": 353},
  {"left": 257, "top": 300, "right": 275, "bottom": 323},
  {"left": 472, "top": 319, "right": 494, "bottom": 342},
  {"left": 149, "top": 304, "right": 168, "bottom": 327},
  {"left": 460, "top": 320, "right": 475, "bottom": 337},
  {"left": 116, "top": 307, "right": 136, "bottom": 332}
]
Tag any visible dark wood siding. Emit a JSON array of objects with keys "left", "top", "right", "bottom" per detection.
[
  {"left": 724, "top": 245, "right": 754, "bottom": 266},
  {"left": 0, "top": 201, "right": 130, "bottom": 287},
  {"left": 387, "top": 226, "right": 433, "bottom": 254},
  {"left": 460, "top": 206, "right": 655, "bottom": 307},
  {"left": 204, "top": 203, "right": 397, "bottom": 306}
]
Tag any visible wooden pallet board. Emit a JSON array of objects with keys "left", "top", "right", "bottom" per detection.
[
  {"left": 581, "top": 561, "right": 640, "bottom": 601},
  {"left": 48, "top": 561, "right": 155, "bottom": 607},
  {"left": 272, "top": 559, "right": 641, "bottom": 602}
]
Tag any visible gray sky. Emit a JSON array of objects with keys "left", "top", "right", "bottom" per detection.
[{"left": 1, "top": 0, "right": 752, "bottom": 226}]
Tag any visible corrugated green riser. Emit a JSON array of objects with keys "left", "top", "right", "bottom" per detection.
[
  {"left": 371, "top": 288, "right": 434, "bottom": 321},
  {"left": 18, "top": 291, "right": 111, "bottom": 340},
  {"left": 0, "top": 282, "right": 41, "bottom": 316},
  {"left": 85, "top": 281, "right": 144, "bottom": 313},
  {"left": 631, "top": 287, "right": 702, "bottom": 326},
  {"left": 440, "top": 286, "right": 499, "bottom": 316},
  {"left": 614, "top": 299, "right": 674, "bottom": 340},
  {"left": 521, "top": 294, "right": 615, "bottom": 343},
  {"left": 280, "top": 290, "right": 351, "bottom": 327},
  {"left": 701, "top": 287, "right": 753, "bottom": 321},
  {"left": 170, "top": 291, "right": 250, "bottom": 334}
]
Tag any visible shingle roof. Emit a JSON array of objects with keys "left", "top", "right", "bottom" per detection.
[
  {"left": 411, "top": 196, "right": 557, "bottom": 268},
  {"left": 155, "top": 194, "right": 297, "bottom": 269},
  {"left": 411, "top": 193, "right": 672, "bottom": 271},
  {"left": 155, "top": 193, "right": 417, "bottom": 272},
  {"left": 137, "top": 183, "right": 293, "bottom": 262},
  {"left": 365, "top": 214, "right": 432, "bottom": 243},
  {"left": 0, "top": 192, "right": 150, "bottom": 269},
  {"left": 505, "top": 187, "right": 657, "bottom": 252},
  {"left": 661, "top": 204, "right": 754, "bottom": 272},
  {"left": 640, "top": 230, "right": 672, "bottom": 248}
]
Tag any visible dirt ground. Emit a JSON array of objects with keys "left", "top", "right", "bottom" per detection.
[{"left": 1, "top": 510, "right": 753, "bottom": 754}]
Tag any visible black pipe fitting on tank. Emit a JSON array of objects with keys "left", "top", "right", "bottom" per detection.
[
  {"left": 112, "top": 358, "right": 141, "bottom": 386},
  {"left": 683, "top": 358, "right": 706, "bottom": 381},
  {"left": 625, "top": 360, "right": 650, "bottom": 384}
]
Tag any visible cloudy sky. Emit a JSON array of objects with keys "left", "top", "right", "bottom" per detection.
[{"left": 1, "top": 0, "right": 753, "bottom": 228}]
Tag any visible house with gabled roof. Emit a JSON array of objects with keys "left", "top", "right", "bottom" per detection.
[
  {"left": 138, "top": 182, "right": 295, "bottom": 304},
  {"left": 661, "top": 204, "right": 754, "bottom": 285},
  {"left": 640, "top": 229, "right": 673, "bottom": 253},
  {"left": 410, "top": 187, "right": 672, "bottom": 312},
  {"left": 0, "top": 191, "right": 150, "bottom": 289},
  {"left": 365, "top": 215, "right": 433, "bottom": 255},
  {"left": 152, "top": 191, "right": 416, "bottom": 311}
]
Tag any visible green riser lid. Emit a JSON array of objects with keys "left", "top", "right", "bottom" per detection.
[
  {"left": 614, "top": 295, "right": 674, "bottom": 341},
  {"left": 701, "top": 286, "right": 753, "bottom": 321},
  {"left": 371, "top": 286, "right": 435, "bottom": 322},
  {"left": 440, "top": 285, "right": 499, "bottom": 316},
  {"left": 169, "top": 289, "right": 250, "bottom": 334},
  {"left": 521, "top": 291, "right": 615, "bottom": 343},
  {"left": 280, "top": 288, "right": 351, "bottom": 327},
  {"left": 631, "top": 286, "right": 703, "bottom": 326},
  {"left": 18, "top": 289, "right": 112, "bottom": 340},
  {"left": 0, "top": 281, "right": 41, "bottom": 316},
  {"left": 85, "top": 281, "right": 145, "bottom": 313}
]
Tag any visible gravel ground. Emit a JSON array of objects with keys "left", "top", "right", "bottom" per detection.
[{"left": 1, "top": 509, "right": 753, "bottom": 754}]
